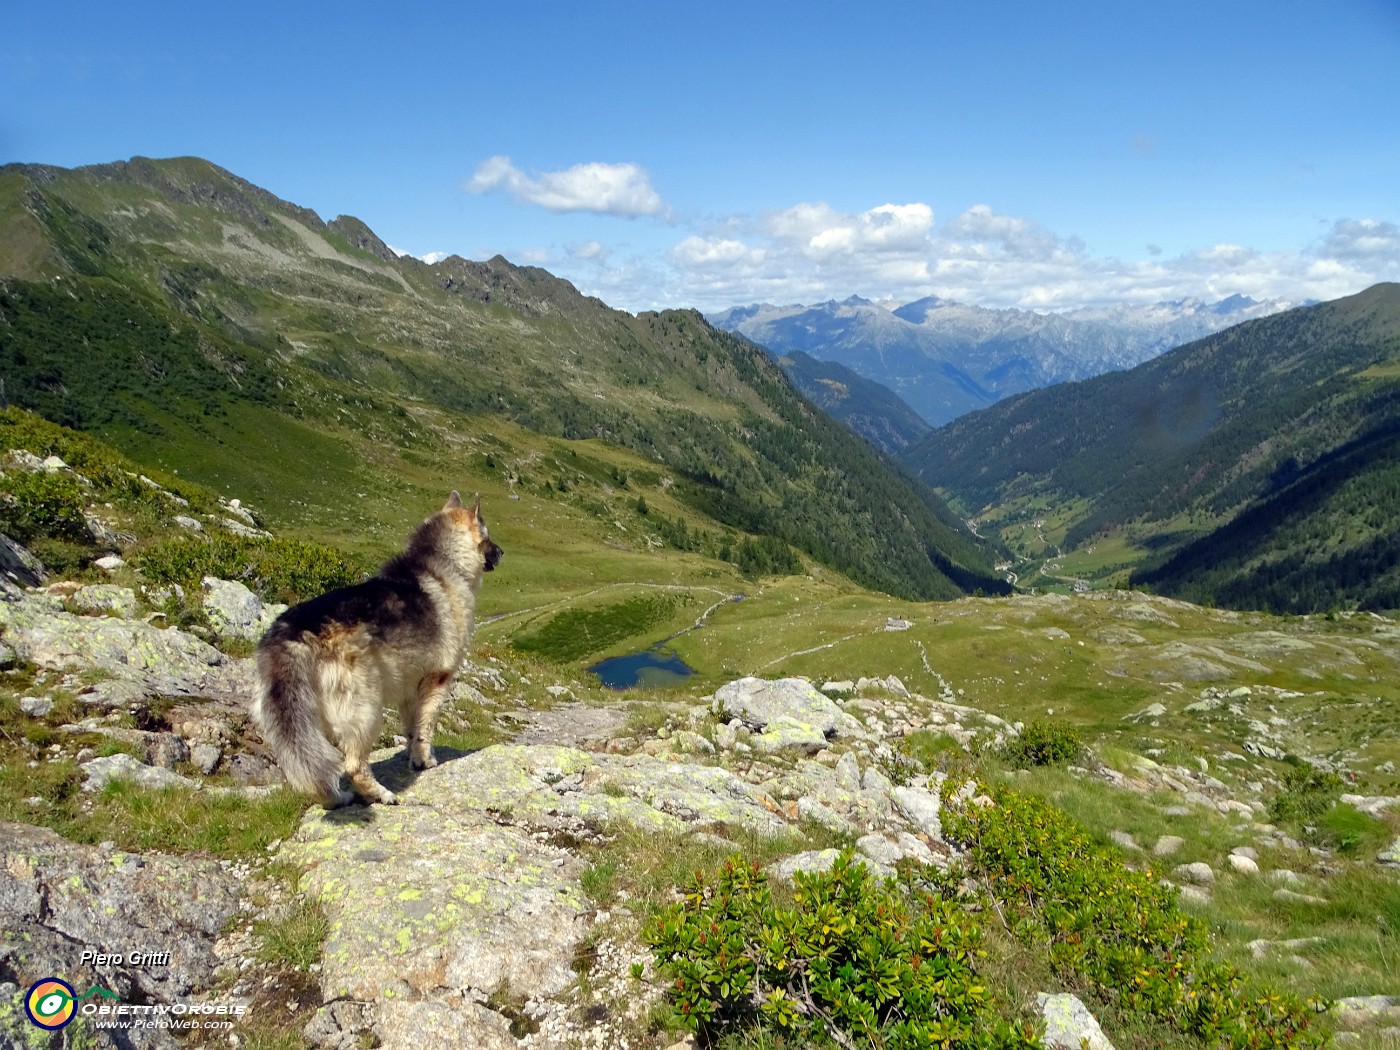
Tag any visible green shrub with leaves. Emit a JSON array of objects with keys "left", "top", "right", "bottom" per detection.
[
  {"left": 1267, "top": 761, "right": 1344, "bottom": 827},
  {"left": 646, "top": 851, "right": 1040, "bottom": 1050},
  {"left": 0, "top": 468, "right": 92, "bottom": 544},
  {"left": 941, "top": 784, "right": 1327, "bottom": 1049},
  {"left": 134, "top": 534, "right": 367, "bottom": 605},
  {"left": 997, "top": 719, "right": 1083, "bottom": 768}
]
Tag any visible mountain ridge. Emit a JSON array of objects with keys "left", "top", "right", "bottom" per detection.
[
  {"left": 710, "top": 290, "right": 1300, "bottom": 426},
  {"left": 0, "top": 154, "right": 1004, "bottom": 602}
]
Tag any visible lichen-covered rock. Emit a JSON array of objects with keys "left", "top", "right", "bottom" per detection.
[
  {"left": 1037, "top": 992, "right": 1116, "bottom": 1049},
  {"left": 200, "top": 576, "right": 284, "bottom": 643},
  {"left": 0, "top": 821, "right": 241, "bottom": 1007},
  {"left": 713, "top": 676, "right": 864, "bottom": 739},
  {"left": 0, "top": 590, "right": 254, "bottom": 705},
  {"left": 282, "top": 804, "right": 590, "bottom": 1004},
  {"left": 70, "top": 583, "right": 139, "bottom": 618}
]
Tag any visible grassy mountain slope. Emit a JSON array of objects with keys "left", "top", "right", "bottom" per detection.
[
  {"left": 902, "top": 284, "right": 1400, "bottom": 610},
  {"left": 0, "top": 155, "right": 1004, "bottom": 603}
]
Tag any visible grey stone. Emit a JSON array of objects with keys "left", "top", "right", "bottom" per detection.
[
  {"left": 174, "top": 515, "right": 203, "bottom": 531},
  {"left": 765, "top": 849, "right": 843, "bottom": 882},
  {"left": 70, "top": 583, "right": 139, "bottom": 618},
  {"left": 834, "top": 751, "right": 861, "bottom": 792},
  {"left": 892, "top": 785, "right": 943, "bottom": 840},
  {"left": 81, "top": 753, "right": 202, "bottom": 793},
  {"left": 283, "top": 803, "right": 590, "bottom": 1005},
  {"left": 1230, "top": 845, "right": 1258, "bottom": 860},
  {"left": 0, "top": 821, "right": 241, "bottom": 1006},
  {"left": 1379, "top": 837, "right": 1400, "bottom": 866},
  {"left": 1108, "top": 830, "right": 1139, "bottom": 851},
  {"left": 18, "top": 696, "right": 53, "bottom": 717},
  {"left": 191, "top": 743, "right": 222, "bottom": 775},
  {"left": 1153, "top": 835, "right": 1185, "bottom": 856},
  {"left": 796, "top": 796, "right": 851, "bottom": 834},
  {"left": 753, "top": 714, "right": 829, "bottom": 754},
  {"left": 1036, "top": 992, "right": 1116, "bottom": 1050},
  {"left": 201, "top": 576, "right": 284, "bottom": 643},
  {"left": 0, "top": 530, "right": 46, "bottom": 587},
  {"left": 1227, "top": 854, "right": 1260, "bottom": 874},
  {"left": 94, "top": 554, "right": 127, "bottom": 571},
  {"left": 1273, "top": 888, "right": 1329, "bottom": 905},
  {"left": 1172, "top": 862, "right": 1215, "bottom": 886},
  {"left": 713, "top": 676, "right": 864, "bottom": 739},
  {"left": 1123, "top": 702, "right": 1167, "bottom": 721}
]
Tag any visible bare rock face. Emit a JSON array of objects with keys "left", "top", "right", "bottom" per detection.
[{"left": 0, "top": 822, "right": 243, "bottom": 1007}]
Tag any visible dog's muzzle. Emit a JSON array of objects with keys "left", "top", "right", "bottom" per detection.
[{"left": 483, "top": 540, "right": 503, "bottom": 572}]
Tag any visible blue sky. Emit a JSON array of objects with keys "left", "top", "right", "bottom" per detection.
[{"left": 5, "top": 0, "right": 1399, "bottom": 312}]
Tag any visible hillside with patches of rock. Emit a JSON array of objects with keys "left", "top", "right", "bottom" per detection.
[{"left": 2, "top": 529, "right": 1399, "bottom": 1048}]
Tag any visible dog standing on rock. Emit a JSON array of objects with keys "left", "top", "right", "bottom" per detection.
[{"left": 252, "top": 491, "right": 502, "bottom": 807}]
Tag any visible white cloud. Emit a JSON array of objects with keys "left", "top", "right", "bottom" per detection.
[
  {"left": 387, "top": 244, "right": 450, "bottom": 264},
  {"left": 466, "top": 155, "right": 669, "bottom": 219},
  {"left": 566, "top": 240, "right": 609, "bottom": 262},
  {"left": 1319, "top": 218, "right": 1400, "bottom": 264}
]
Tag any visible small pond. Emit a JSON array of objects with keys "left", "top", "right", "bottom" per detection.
[{"left": 589, "top": 649, "right": 696, "bottom": 690}]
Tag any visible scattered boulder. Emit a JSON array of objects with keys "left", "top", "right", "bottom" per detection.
[
  {"left": 713, "top": 676, "right": 864, "bottom": 741},
  {"left": 1037, "top": 992, "right": 1116, "bottom": 1050},
  {"left": 202, "top": 576, "right": 285, "bottom": 643},
  {"left": 1153, "top": 835, "right": 1185, "bottom": 857},
  {"left": 0, "top": 531, "right": 46, "bottom": 587},
  {"left": 1172, "top": 862, "right": 1216, "bottom": 886}
]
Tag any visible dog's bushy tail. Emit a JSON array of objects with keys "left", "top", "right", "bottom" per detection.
[{"left": 252, "top": 637, "right": 345, "bottom": 805}]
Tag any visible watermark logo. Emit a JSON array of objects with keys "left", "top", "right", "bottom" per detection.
[
  {"left": 23, "top": 979, "right": 120, "bottom": 1030},
  {"left": 24, "top": 978, "right": 77, "bottom": 1030}
]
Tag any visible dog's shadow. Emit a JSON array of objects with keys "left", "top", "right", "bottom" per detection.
[{"left": 320, "top": 745, "right": 476, "bottom": 825}]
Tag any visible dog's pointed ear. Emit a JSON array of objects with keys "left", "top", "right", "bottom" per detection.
[
  {"left": 443, "top": 490, "right": 463, "bottom": 511},
  {"left": 470, "top": 493, "right": 482, "bottom": 519}
]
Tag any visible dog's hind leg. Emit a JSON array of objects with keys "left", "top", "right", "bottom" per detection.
[
  {"left": 405, "top": 671, "right": 452, "bottom": 770},
  {"left": 321, "top": 660, "right": 398, "bottom": 806}
]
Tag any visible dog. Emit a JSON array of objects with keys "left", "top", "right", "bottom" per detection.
[{"left": 251, "top": 491, "right": 502, "bottom": 807}]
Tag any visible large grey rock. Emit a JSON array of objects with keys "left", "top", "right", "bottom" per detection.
[
  {"left": 283, "top": 804, "right": 590, "bottom": 1005},
  {"left": 201, "top": 576, "right": 285, "bottom": 643},
  {"left": 81, "top": 753, "right": 202, "bottom": 793},
  {"left": 0, "top": 821, "right": 241, "bottom": 1006},
  {"left": 1037, "top": 992, "right": 1116, "bottom": 1049},
  {"left": 70, "top": 583, "right": 139, "bottom": 618},
  {"left": 1379, "top": 837, "right": 1400, "bottom": 866},
  {"left": 0, "top": 531, "right": 46, "bottom": 588},
  {"left": 892, "top": 784, "right": 943, "bottom": 840},
  {"left": 713, "top": 676, "right": 864, "bottom": 740},
  {"left": 0, "top": 590, "right": 254, "bottom": 704}
]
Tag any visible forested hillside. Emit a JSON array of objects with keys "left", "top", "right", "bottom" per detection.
[{"left": 902, "top": 284, "right": 1400, "bottom": 611}]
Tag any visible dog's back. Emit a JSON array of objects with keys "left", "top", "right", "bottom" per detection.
[{"left": 252, "top": 492, "right": 502, "bottom": 806}]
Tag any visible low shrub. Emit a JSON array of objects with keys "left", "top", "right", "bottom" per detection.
[
  {"left": 941, "top": 783, "right": 1327, "bottom": 1049},
  {"left": 646, "top": 851, "right": 1039, "bottom": 1049},
  {"left": 134, "top": 534, "right": 366, "bottom": 605},
  {"left": 1267, "top": 761, "right": 1344, "bottom": 827},
  {"left": 997, "top": 719, "right": 1083, "bottom": 769}
]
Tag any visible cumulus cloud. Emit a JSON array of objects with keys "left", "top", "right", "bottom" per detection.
[
  {"left": 632, "top": 200, "right": 1400, "bottom": 314},
  {"left": 387, "top": 245, "right": 450, "bottom": 265},
  {"left": 1319, "top": 218, "right": 1400, "bottom": 263},
  {"left": 566, "top": 240, "right": 609, "bottom": 262},
  {"left": 467, "top": 155, "right": 669, "bottom": 219}
]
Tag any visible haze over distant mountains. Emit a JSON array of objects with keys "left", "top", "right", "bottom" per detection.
[{"left": 711, "top": 292, "right": 1300, "bottom": 426}]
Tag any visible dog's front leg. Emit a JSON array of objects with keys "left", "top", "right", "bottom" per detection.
[{"left": 407, "top": 671, "right": 452, "bottom": 769}]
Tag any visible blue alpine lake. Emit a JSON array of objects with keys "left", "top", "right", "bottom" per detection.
[{"left": 589, "top": 649, "right": 696, "bottom": 690}]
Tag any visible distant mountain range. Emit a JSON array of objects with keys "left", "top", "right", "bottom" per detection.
[
  {"left": 902, "top": 283, "right": 1400, "bottom": 613},
  {"left": 711, "top": 293, "right": 1300, "bottom": 427}
]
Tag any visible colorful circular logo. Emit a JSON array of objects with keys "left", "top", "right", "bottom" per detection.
[{"left": 25, "top": 978, "right": 77, "bottom": 1030}]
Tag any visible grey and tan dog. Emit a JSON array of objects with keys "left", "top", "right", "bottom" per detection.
[{"left": 251, "top": 491, "right": 502, "bottom": 807}]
